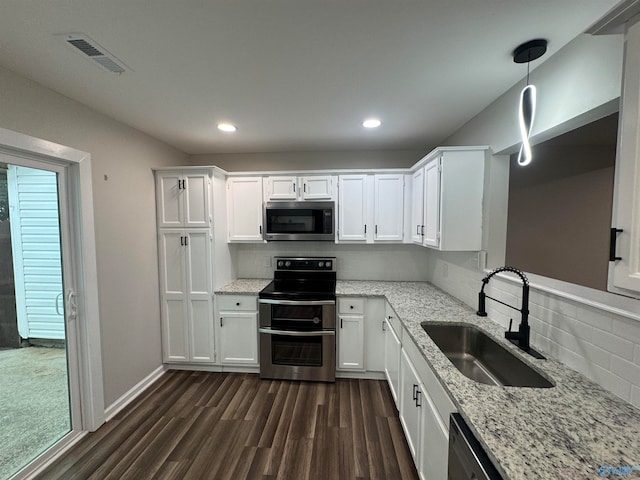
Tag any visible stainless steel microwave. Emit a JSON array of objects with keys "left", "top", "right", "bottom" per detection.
[{"left": 263, "top": 201, "right": 335, "bottom": 241}]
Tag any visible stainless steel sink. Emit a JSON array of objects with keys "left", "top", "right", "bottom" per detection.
[{"left": 421, "top": 322, "right": 554, "bottom": 388}]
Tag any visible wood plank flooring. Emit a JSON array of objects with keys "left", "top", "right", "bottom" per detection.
[{"left": 37, "top": 372, "right": 419, "bottom": 480}]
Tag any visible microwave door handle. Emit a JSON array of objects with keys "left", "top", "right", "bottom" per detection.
[{"left": 259, "top": 328, "right": 335, "bottom": 337}]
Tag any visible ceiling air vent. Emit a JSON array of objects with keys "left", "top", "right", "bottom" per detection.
[{"left": 56, "top": 33, "right": 129, "bottom": 74}]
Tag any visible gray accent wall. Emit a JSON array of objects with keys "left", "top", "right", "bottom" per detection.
[{"left": 0, "top": 65, "right": 189, "bottom": 407}]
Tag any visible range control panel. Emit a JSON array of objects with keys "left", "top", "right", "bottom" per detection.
[{"left": 274, "top": 257, "right": 336, "bottom": 272}]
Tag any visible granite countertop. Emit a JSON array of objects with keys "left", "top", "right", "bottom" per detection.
[
  {"left": 215, "top": 278, "right": 271, "bottom": 295},
  {"left": 215, "top": 278, "right": 640, "bottom": 479},
  {"left": 337, "top": 280, "right": 640, "bottom": 480}
]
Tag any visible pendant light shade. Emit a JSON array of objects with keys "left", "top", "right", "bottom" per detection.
[
  {"left": 518, "top": 84, "right": 536, "bottom": 166},
  {"left": 513, "top": 39, "right": 547, "bottom": 167}
]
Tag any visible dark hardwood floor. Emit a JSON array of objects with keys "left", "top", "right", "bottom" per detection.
[{"left": 37, "top": 372, "right": 419, "bottom": 480}]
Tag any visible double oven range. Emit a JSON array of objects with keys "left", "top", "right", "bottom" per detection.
[{"left": 259, "top": 257, "right": 336, "bottom": 382}]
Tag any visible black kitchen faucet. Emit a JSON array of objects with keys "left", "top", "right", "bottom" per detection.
[{"left": 476, "top": 266, "right": 545, "bottom": 359}]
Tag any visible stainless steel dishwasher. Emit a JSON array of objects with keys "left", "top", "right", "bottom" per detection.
[{"left": 448, "top": 413, "right": 503, "bottom": 480}]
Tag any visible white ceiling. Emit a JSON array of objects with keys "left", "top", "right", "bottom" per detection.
[{"left": 0, "top": 1, "right": 620, "bottom": 155}]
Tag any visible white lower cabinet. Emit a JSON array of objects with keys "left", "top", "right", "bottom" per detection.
[
  {"left": 337, "top": 297, "right": 387, "bottom": 373},
  {"left": 394, "top": 322, "right": 457, "bottom": 480},
  {"left": 400, "top": 348, "right": 423, "bottom": 460},
  {"left": 418, "top": 396, "right": 450, "bottom": 480},
  {"left": 384, "top": 311, "right": 401, "bottom": 406},
  {"left": 338, "top": 298, "right": 365, "bottom": 370},
  {"left": 216, "top": 295, "right": 259, "bottom": 365}
]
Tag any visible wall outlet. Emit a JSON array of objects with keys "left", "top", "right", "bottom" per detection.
[{"left": 262, "top": 256, "right": 272, "bottom": 268}]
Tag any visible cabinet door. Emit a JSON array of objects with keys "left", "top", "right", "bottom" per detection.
[
  {"left": 159, "top": 230, "right": 189, "bottom": 362},
  {"left": 365, "top": 299, "right": 385, "bottom": 372},
  {"left": 227, "top": 177, "right": 264, "bottom": 242},
  {"left": 183, "top": 173, "right": 211, "bottom": 227},
  {"left": 374, "top": 174, "right": 404, "bottom": 241},
  {"left": 384, "top": 319, "right": 401, "bottom": 407},
  {"left": 185, "top": 230, "right": 214, "bottom": 363},
  {"left": 609, "top": 20, "right": 640, "bottom": 296},
  {"left": 411, "top": 169, "right": 424, "bottom": 244},
  {"left": 267, "top": 176, "right": 298, "bottom": 200},
  {"left": 418, "top": 394, "right": 450, "bottom": 480},
  {"left": 423, "top": 158, "right": 441, "bottom": 248},
  {"left": 400, "top": 348, "right": 422, "bottom": 461},
  {"left": 338, "top": 175, "right": 368, "bottom": 241},
  {"left": 338, "top": 315, "right": 365, "bottom": 370},
  {"left": 219, "top": 312, "right": 259, "bottom": 364},
  {"left": 157, "top": 172, "right": 184, "bottom": 228},
  {"left": 302, "top": 176, "right": 333, "bottom": 200}
]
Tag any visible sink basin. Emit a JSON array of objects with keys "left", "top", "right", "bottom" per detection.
[{"left": 421, "top": 322, "right": 554, "bottom": 388}]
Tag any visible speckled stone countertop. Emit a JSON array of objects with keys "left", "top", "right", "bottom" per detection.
[
  {"left": 215, "top": 278, "right": 271, "bottom": 295},
  {"left": 337, "top": 280, "right": 640, "bottom": 480},
  {"left": 215, "top": 278, "right": 640, "bottom": 479}
]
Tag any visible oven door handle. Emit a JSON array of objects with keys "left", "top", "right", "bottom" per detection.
[
  {"left": 259, "top": 299, "right": 336, "bottom": 306},
  {"left": 259, "top": 328, "right": 336, "bottom": 337}
]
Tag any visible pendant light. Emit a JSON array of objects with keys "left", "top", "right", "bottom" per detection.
[{"left": 513, "top": 39, "right": 547, "bottom": 166}]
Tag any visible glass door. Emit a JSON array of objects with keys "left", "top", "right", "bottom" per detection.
[{"left": 0, "top": 158, "right": 79, "bottom": 480}]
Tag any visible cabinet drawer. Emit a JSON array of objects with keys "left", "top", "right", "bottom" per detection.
[
  {"left": 217, "top": 295, "right": 257, "bottom": 311},
  {"left": 338, "top": 297, "right": 365, "bottom": 314}
]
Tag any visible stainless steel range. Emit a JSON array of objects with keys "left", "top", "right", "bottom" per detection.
[{"left": 258, "top": 257, "right": 336, "bottom": 382}]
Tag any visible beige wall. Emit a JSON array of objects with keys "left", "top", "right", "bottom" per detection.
[
  {"left": 188, "top": 149, "right": 425, "bottom": 171},
  {"left": 0, "top": 65, "right": 188, "bottom": 407},
  {"left": 506, "top": 145, "right": 615, "bottom": 291}
]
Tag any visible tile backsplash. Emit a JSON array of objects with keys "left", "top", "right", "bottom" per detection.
[
  {"left": 428, "top": 252, "right": 640, "bottom": 409},
  {"left": 234, "top": 242, "right": 431, "bottom": 281}
]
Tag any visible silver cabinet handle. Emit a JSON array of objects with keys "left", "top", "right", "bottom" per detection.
[{"left": 220, "top": 317, "right": 223, "bottom": 327}]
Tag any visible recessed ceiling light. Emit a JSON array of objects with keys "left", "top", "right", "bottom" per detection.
[
  {"left": 217, "top": 123, "right": 237, "bottom": 132},
  {"left": 362, "top": 118, "right": 381, "bottom": 129}
]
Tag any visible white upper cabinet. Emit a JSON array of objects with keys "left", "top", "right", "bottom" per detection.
[
  {"left": 338, "top": 175, "right": 368, "bottom": 241},
  {"left": 411, "top": 148, "right": 485, "bottom": 251},
  {"left": 227, "top": 177, "right": 264, "bottom": 242},
  {"left": 374, "top": 174, "right": 404, "bottom": 242},
  {"left": 156, "top": 170, "right": 211, "bottom": 228},
  {"left": 301, "top": 176, "right": 333, "bottom": 200},
  {"left": 423, "top": 158, "right": 441, "bottom": 248},
  {"left": 411, "top": 169, "right": 424, "bottom": 245},
  {"left": 609, "top": 20, "right": 640, "bottom": 297},
  {"left": 266, "top": 176, "right": 298, "bottom": 200},
  {"left": 337, "top": 174, "right": 405, "bottom": 243},
  {"left": 265, "top": 175, "right": 334, "bottom": 201}
]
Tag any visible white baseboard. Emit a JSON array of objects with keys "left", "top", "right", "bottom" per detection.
[
  {"left": 165, "top": 363, "right": 260, "bottom": 374},
  {"left": 336, "top": 370, "right": 386, "bottom": 380},
  {"left": 104, "top": 365, "right": 167, "bottom": 422}
]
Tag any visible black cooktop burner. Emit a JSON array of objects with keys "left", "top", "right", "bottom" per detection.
[
  {"left": 259, "top": 257, "right": 337, "bottom": 301},
  {"left": 259, "top": 279, "right": 336, "bottom": 301}
]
